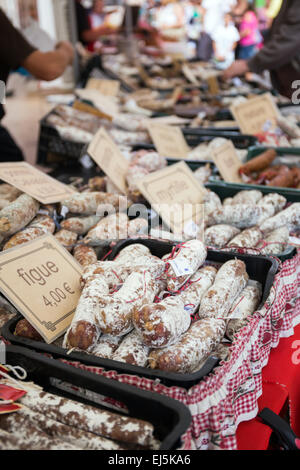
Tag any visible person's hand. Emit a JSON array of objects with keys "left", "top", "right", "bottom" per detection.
[
  {"left": 223, "top": 60, "right": 249, "bottom": 80},
  {"left": 56, "top": 41, "right": 74, "bottom": 64}
]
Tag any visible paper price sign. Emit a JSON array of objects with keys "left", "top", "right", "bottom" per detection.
[
  {"left": 147, "top": 123, "right": 190, "bottom": 159},
  {"left": 0, "top": 235, "right": 83, "bottom": 344},
  {"left": 0, "top": 162, "right": 76, "bottom": 204},
  {"left": 88, "top": 127, "right": 129, "bottom": 194},
  {"left": 207, "top": 76, "right": 220, "bottom": 95},
  {"left": 138, "top": 161, "right": 207, "bottom": 235},
  {"left": 211, "top": 141, "right": 242, "bottom": 183},
  {"left": 230, "top": 93, "right": 280, "bottom": 135},
  {"left": 86, "top": 78, "right": 120, "bottom": 97}
]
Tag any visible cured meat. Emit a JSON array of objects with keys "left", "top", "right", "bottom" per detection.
[
  {"left": 61, "top": 216, "right": 101, "bottom": 235},
  {"left": 3, "top": 215, "right": 55, "bottom": 251},
  {"left": 148, "top": 318, "right": 226, "bottom": 374},
  {"left": 199, "top": 260, "right": 248, "bottom": 320},
  {"left": 228, "top": 227, "right": 263, "bottom": 248},
  {"left": 210, "top": 205, "right": 266, "bottom": 229},
  {"left": 0, "top": 194, "right": 39, "bottom": 237},
  {"left": 73, "top": 245, "right": 98, "bottom": 267},
  {"left": 91, "top": 335, "right": 123, "bottom": 359},
  {"left": 257, "top": 226, "right": 290, "bottom": 255},
  {"left": 84, "top": 213, "right": 129, "bottom": 242},
  {"left": 61, "top": 192, "right": 128, "bottom": 216},
  {"left": 133, "top": 266, "right": 216, "bottom": 348},
  {"left": 205, "top": 225, "right": 241, "bottom": 248},
  {"left": 55, "top": 230, "right": 78, "bottom": 252},
  {"left": 225, "top": 281, "right": 262, "bottom": 340},
  {"left": 166, "top": 240, "right": 207, "bottom": 292},
  {"left": 230, "top": 190, "right": 263, "bottom": 205},
  {"left": 19, "top": 389, "right": 155, "bottom": 447},
  {"left": 112, "top": 331, "right": 150, "bottom": 366},
  {"left": 260, "top": 203, "right": 300, "bottom": 234}
]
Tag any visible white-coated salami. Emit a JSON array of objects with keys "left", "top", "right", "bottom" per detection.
[
  {"left": 95, "top": 271, "right": 159, "bottom": 336},
  {"left": 133, "top": 266, "right": 216, "bottom": 348},
  {"left": 258, "top": 193, "right": 287, "bottom": 214},
  {"left": 205, "top": 225, "right": 241, "bottom": 248},
  {"left": 199, "top": 259, "right": 248, "bottom": 320},
  {"left": 257, "top": 226, "right": 290, "bottom": 255},
  {"left": 230, "top": 190, "right": 263, "bottom": 205},
  {"left": 112, "top": 331, "right": 150, "bottom": 366},
  {"left": 148, "top": 318, "right": 226, "bottom": 374},
  {"left": 228, "top": 227, "right": 263, "bottom": 248},
  {"left": 210, "top": 205, "right": 265, "bottom": 229},
  {"left": 166, "top": 240, "right": 207, "bottom": 292},
  {"left": 260, "top": 203, "right": 300, "bottom": 234},
  {"left": 0, "top": 194, "right": 39, "bottom": 237},
  {"left": 226, "top": 281, "right": 262, "bottom": 340}
]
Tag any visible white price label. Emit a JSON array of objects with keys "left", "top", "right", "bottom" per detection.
[{"left": 168, "top": 258, "right": 194, "bottom": 277}]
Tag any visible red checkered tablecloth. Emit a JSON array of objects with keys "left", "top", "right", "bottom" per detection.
[{"left": 60, "top": 251, "right": 300, "bottom": 450}]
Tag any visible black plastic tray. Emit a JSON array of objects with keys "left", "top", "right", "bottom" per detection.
[
  {"left": 3, "top": 344, "right": 191, "bottom": 450},
  {"left": 37, "top": 110, "right": 86, "bottom": 166},
  {"left": 132, "top": 131, "right": 257, "bottom": 166},
  {"left": 205, "top": 182, "right": 298, "bottom": 262},
  {"left": 1, "top": 240, "right": 278, "bottom": 390}
]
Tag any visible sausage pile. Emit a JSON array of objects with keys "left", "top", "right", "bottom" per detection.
[
  {"left": 239, "top": 149, "right": 300, "bottom": 189},
  {"left": 13, "top": 241, "right": 262, "bottom": 374},
  {"left": 204, "top": 189, "right": 300, "bottom": 255},
  {"left": 0, "top": 378, "right": 159, "bottom": 450}
]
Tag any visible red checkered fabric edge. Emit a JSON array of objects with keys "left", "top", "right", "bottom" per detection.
[{"left": 61, "top": 250, "right": 300, "bottom": 450}]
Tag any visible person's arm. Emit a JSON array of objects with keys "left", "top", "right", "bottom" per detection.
[
  {"left": 248, "top": 0, "right": 300, "bottom": 73},
  {"left": 81, "top": 24, "right": 116, "bottom": 43},
  {"left": 22, "top": 42, "right": 74, "bottom": 81}
]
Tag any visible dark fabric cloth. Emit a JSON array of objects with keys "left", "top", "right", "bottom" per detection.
[
  {"left": 75, "top": 0, "right": 91, "bottom": 45},
  {"left": 238, "top": 44, "right": 258, "bottom": 60},
  {"left": 196, "top": 32, "right": 213, "bottom": 61},
  {"left": 248, "top": 0, "right": 300, "bottom": 98},
  {"left": 0, "top": 9, "right": 36, "bottom": 120},
  {"left": 0, "top": 126, "right": 24, "bottom": 162}
]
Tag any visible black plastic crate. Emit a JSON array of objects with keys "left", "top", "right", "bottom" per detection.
[
  {"left": 3, "top": 344, "right": 191, "bottom": 450},
  {"left": 132, "top": 130, "right": 257, "bottom": 166},
  {"left": 37, "top": 111, "right": 86, "bottom": 166},
  {"left": 1, "top": 240, "right": 278, "bottom": 389}
]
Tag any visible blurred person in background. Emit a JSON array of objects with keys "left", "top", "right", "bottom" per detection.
[
  {"left": 255, "top": 0, "right": 270, "bottom": 40},
  {"left": 212, "top": 12, "right": 240, "bottom": 69},
  {"left": 266, "top": 0, "right": 283, "bottom": 22},
  {"left": 202, "top": 0, "right": 237, "bottom": 37},
  {"left": 75, "top": 0, "right": 116, "bottom": 50},
  {"left": 235, "top": 1, "right": 261, "bottom": 60},
  {"left": 0, "top": 8, "right": 74, "bottom": 161},
  {"left": 223, "top": 0, "right": 300, "bottom": 99}
]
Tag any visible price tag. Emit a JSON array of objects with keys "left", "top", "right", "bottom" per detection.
[
  {"left": 230, "top": 93, "right": 280, "bottom": 135},
  {"left": 147, "top": 122, "right": 190, "bottom": 159},
  {"left": 168, "top": 258, "right": 194, "bottom": 277},
  {"left": 86, "top": 78, "right": 120, "bottom": 97},
  {"left": 0, "top": 235, "right": 83, "bottom": 344},
  {"left": 138, "top": 161, "right": 207, "bottom": 235},
  {"left": 0, "top": 162, "right": 76, "bottom": 204},
  {"left": 88, "top": 127, "right": 129, "bottom": 194},
  {"left": 207, "top": 76, "right": 220, "bottom": 95},
  {"left": 211, "top": 140, "right": 242, "bottom": 183},
  {"left": 182, "top": 65, "right": 200, "bottom": 85},
  {"left": 75, "top": 89, "right": 119, "bottom": 119}
]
